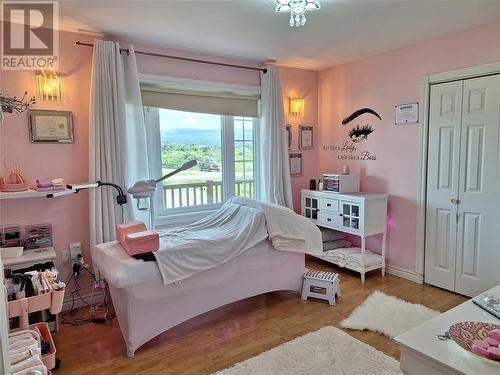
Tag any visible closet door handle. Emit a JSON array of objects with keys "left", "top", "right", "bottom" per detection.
[{"left": 451, "top": 198, "right": 460, "bottom": 205}]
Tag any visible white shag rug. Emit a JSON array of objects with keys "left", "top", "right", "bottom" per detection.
[
  {"left": 340, "top": 291, "right": 440, "bottom": 338},
  {"left": 213, "top": 326, "right": 401, "bottom": 375}
]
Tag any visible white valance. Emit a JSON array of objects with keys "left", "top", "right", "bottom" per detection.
[{"left": 140, "top": 76, "right": 260, "bottom": 117}]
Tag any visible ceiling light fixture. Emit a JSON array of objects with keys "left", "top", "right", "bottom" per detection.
[{"left": 275, "top": 0, "right": 321, "bottom": 27}]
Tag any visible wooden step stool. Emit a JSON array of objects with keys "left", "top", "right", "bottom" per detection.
[{"left": 301, "top": 269, "right": 341, "bottom": 306}]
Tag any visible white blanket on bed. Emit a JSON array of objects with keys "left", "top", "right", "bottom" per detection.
[
  {"left": 154, "top": 203, "right": 268, "bottom": 284},
  {"left": 228, "top": 197, "right": 323, "bottom": 255},
  {"left": 153, "top": 198, "right": 322, "bottom": 285}
]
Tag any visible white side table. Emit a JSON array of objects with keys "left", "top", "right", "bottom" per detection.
[{"left": 395, "top": 284, "right": 500, "bottom": 375}]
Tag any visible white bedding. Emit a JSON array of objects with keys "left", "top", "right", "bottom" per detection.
[
  {"left": 153, "top": 203, "right": 268, "bottom": 284},
  {"left": 228, "top": 196, "right": 323, "bottom": 254},
  {"left": 153, "top": 198, "right": 322, "bottom": 285},
  {"left": 95, "top": 198, "right": 322, "bottom": 286}
]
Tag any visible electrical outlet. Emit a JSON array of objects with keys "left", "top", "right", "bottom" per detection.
[
  {"left": 69, "top": 242, "right": 82, "bottom": 266},
  {"left": 62, "top": 250, "right": 70, "bottom": 264}
]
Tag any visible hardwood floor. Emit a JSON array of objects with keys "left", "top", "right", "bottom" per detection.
[{"left": 52, "top": 256, "right": 466, "bottom": 374}]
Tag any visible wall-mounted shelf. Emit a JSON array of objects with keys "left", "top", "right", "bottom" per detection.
[
  {"left": 1, "top": 247, "right": 56, "bottom": 268},
  {"left": 0, "top": 188, "right": 74, "bottom": 200}
]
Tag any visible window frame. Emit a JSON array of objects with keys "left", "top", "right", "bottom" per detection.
[{"left": 144, "top": 107, "right": 260, "bottom": 227}]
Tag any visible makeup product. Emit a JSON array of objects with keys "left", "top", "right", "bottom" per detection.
[{"left": 309, "top": 179, "right": 317, "bottom": 190}]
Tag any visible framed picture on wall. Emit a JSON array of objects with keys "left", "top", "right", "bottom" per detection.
[
  {"left": 286, "top": 124, "right": 292, "bottom": 149},
  {"left": 28, "top": 109, "right": 74, "bottom": 143},
  {"left": 289, "top": 153, "right": 302, "bottom": 176},
  {"left": 299, "top": 125, "right": 314, "bottom": 150}
]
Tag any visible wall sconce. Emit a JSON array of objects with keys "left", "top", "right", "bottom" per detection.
[
  {"left": 35, "top": 72, "right": 65, "bottom": 102},
  {"left": 289, "top": 97, "right": 304, "bottom": 117}
]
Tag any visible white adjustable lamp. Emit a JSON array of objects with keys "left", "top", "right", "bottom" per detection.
[{"left": 127, "top": 160, "right": 198, "bottom": 229}]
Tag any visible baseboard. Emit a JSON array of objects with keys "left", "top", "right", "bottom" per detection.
[
  {"left": 62, "top": 290, "right": 105, "bottom": 312},
  {"left": 386, "top": 265, "right": 424, "bottom": 284}
]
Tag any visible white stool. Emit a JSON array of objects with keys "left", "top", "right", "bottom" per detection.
[{"left": 301, "top": 269, "right": 341, "bottom": 306}]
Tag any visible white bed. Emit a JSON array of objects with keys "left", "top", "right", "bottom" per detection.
[
  {"left": 91, "top": 198, "right": 321, "bottom": 357},
  {"left": 92, "top": 239, "right": 305, "bottom": 357}
]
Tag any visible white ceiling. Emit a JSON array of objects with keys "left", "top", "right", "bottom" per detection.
[{"left": 57, "top": 0, "right": 500, "bottom": 70}]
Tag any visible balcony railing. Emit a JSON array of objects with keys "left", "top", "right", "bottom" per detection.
[{"left": 162, "top": 180, "right": 254, "bottom": 209}]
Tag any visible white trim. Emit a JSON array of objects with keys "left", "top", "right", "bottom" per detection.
[
  {"left": 427, "top": 61, "right": 500, "bottom": 84},
  {"left": 415, "top": 76, "right": 430, "bottom": 279},
  {"left": 62, "top": 290, "right": 105, "bottom": 313},
  {"left": 416, "top": 60, "right": 500, "bottom": 285},
  {"left": 386, "top": 265, "right": 424, "bottom": 284},
  {"left": 139, "top": 73, "right": 261, "bottom": 97}
]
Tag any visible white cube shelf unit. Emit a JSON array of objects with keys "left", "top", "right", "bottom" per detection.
[{"left": 301, "top": 189, "right": 388, "bottom": 282}]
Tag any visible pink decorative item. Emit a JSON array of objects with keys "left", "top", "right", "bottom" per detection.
[
  {"left": 488, "top": 346, "right": 500, "bottom": 361},
  {"left": 0, "top": 182, "right": 28, "bottom": 192},
  {"left": 0, "top": 161, "right": 27, "bottom": 192},
  {"left": 472, "top": 339, "right": 489, "bottom": 349},
  {"left": 489, "top": 329, "right": 500, "bottom": 341},
  {"left": 449, "top": 321, "right": 500, "bottom": 364},
  {"left": 122, "top": 230, "right": 159, "bottom": 256},
  {"left": 472, "top": 344, "right": 489, "bottom": 358},
  {"left": 115, "top": 221, "right": 147, "bottom": 244},
  {"left": 485, "top": 337, "right": 500, "bottom": 346}
]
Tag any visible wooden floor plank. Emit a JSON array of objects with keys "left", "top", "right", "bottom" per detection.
[{"left": 52, "top": 256, "right": 466, "bottom": 374}]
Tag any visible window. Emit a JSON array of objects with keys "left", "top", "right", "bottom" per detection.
[{"left": 143, "top": 106, "right": 259, "bottom": 219}]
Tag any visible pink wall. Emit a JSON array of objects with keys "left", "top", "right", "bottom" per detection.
[
  {"left": 0, "top": 28, "right": 315, "bottom": 294},
  {"left": 317, "top": 22, "right": 500, "bottom": 271},
  {"left": 0, "top": 29, "right": 95, "bottom": 288}
]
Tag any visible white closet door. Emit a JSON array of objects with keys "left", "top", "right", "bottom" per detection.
[
  {"left": 455, "top": 75, "right": 500, "bottom": 296},
  {"left": 425, "top": 81, "right": 463, "bottom": 291}
]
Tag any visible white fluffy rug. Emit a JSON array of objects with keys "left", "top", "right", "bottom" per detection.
[
  {"left": 340, "top": 291, "right": 439, "bottom": 338},
  {"left": 213, "top": 326, "right": 401, "bottom": 375}
]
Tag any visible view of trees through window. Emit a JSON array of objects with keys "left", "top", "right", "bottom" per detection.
[{"left": 158, "top": 108, "right": 255, "bottom": 210}]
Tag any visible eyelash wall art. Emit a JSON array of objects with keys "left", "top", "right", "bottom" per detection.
[
  {"left": 348, "top": 124, "right": 374, "bottom": 143},
  {"left": 342, "top": 108, "right": 382, "bottom": 125}
]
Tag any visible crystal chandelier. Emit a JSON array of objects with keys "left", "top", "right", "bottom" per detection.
[{"left": 275, "top": 0, "right": 321, "bottom": 27}]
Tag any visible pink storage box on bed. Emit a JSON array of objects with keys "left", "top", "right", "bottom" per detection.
[
  {"left": 123, "top": 231, "right": 159, "bottom": 256},
  {"left": 116, "top": 221, "right": 147, "bottom": 244},
  {"left": 116, "top": 221, "right": 159, "bottom": 256}
]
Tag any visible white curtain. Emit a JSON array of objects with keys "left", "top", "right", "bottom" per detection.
[
  {"left": 89, "top": 39, "right": 149, "bottom": 246},
  {"left": 258, "top": 65, "right": 294, "bottom": 209}
]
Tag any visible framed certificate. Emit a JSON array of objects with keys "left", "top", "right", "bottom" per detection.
[
  {"left": 289, "top": 153, "right": 302, "bottom": 176},
  {"left": 29, "top": 109, "right": 74, "bottom": 143},
  {"left": 286, "top": 124, "right": 292, "bottom": 149},
  {"left": 395, "top": 103, "right": 419, "bottom": 125},
  {"left": 299, "top": 125, "right": 314, "bottom": 149}
]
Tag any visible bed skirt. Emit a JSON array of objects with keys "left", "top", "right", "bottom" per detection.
[{"left": 102, "top": 246, "right": 305, "bottom": 357}]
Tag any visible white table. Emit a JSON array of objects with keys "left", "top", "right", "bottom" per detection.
[{"left": 395, "top": 284, "right": 500, "bottom": 375}]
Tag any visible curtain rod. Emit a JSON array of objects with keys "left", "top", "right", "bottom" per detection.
[{"left": 75, "top": 41, "right": 267, "bottom": 74}]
